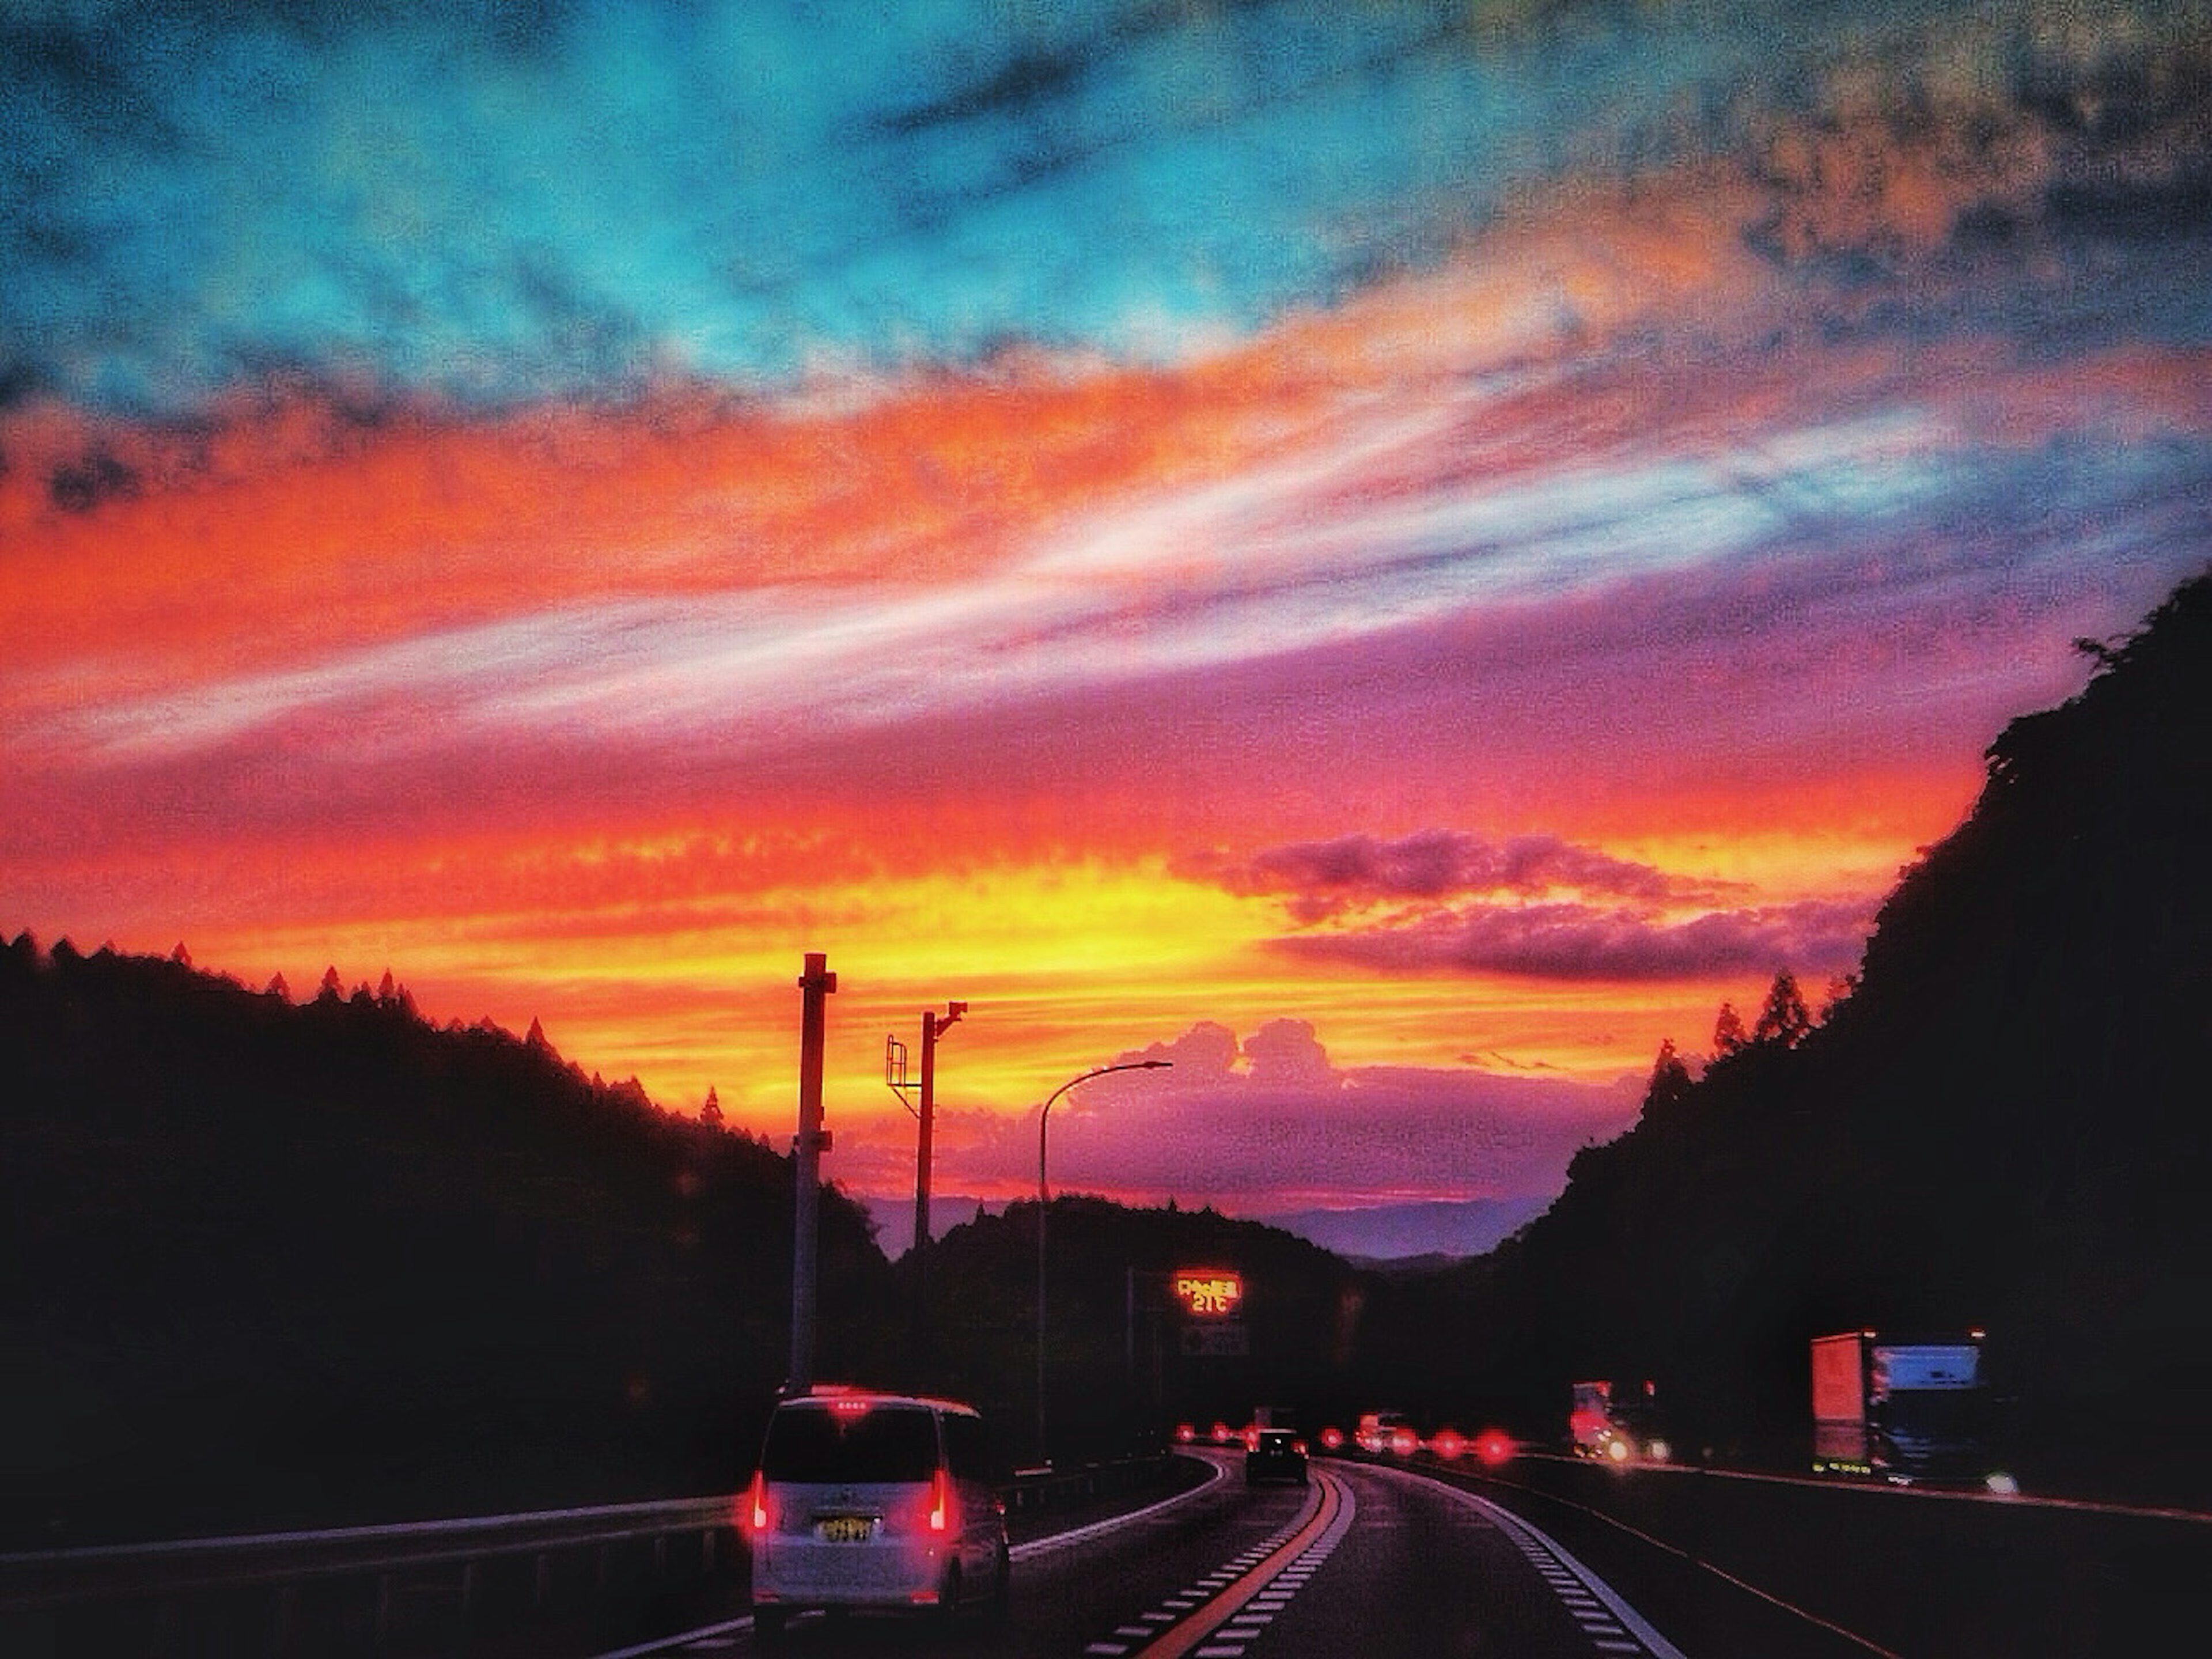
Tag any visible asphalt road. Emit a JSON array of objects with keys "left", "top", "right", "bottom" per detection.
[
  {"left": 609, "top": 1446, "right": 2212, "bottom": 1659},
  {"left": 625, "top": 1451, "right": 1695, "bottom": 1658}
]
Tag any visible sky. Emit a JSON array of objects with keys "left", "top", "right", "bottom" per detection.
[{"left": 4, "top": 0, "right": 2209, "bottom": 1257}]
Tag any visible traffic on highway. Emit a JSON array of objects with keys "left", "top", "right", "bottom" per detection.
[{"left": 579, "top": 1388, "right": 2210, "bottom": 1659}]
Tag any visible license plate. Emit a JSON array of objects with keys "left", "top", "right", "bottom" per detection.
[{"left": 816, "top": 1516, "right": 874, "bottom": 1543}]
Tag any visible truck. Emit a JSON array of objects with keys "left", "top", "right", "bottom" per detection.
[
  {"left": 1810, "top": 1329, "right": 1990, "bottom": 1482},
  {"left": 1355, "top": 1410, "right": 1414, "bottom": 1455},
  {"left": 1569, "top": 1379, "right": 1670, "bottom": 1464}
]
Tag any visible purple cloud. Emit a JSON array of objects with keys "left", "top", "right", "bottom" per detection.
[
  {"left": 1271, "top": 896, "right": 1876, "bottom": 983},
  {"left": 1177, "top": 830, "right": 1735, "bottom": 925}
]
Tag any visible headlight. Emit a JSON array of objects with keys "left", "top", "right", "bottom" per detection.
[
  {"left": 1606, "top": 1437, "right": 1630, "bottom": 1462},
  {"left": 1645, "top": 1439, "right": 1670, "bottom": 1463}
]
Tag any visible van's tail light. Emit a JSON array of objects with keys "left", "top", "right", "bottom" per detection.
[
  {"left": 745, "top": 1471, "right": 771, "bottom": 1532},
  {"left": 927, "top": 1468, "right": 950, "bottom": 1533}
]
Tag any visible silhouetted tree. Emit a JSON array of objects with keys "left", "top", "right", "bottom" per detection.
[
  {"left": 1711, "top": 1001, "right": 1747, "bottom": 1056},
  {"left": 1819, "top": 972, "right": 1858, "bottom": 1021},
  {"left": 700, "top": 1086, "right": 724, "bottom": 1130},
  {"left": 1751, "top": 969, "right": 1811, "bottom": 1047},
  {"left": 1641, "top": 1038, "right": 1695, "bottom": 1119}
]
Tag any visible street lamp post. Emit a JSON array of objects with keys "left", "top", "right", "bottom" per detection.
[{"left": 1036, "top": 1058, "right": 1171, "bottom": 1467}]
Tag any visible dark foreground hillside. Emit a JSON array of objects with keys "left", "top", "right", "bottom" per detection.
[
  {"left": 1395, "top": 571, "right": 2212, "bottom": 1502},
  {"left": 0, "top": 949, "right": 891, "bottom": 1548}
]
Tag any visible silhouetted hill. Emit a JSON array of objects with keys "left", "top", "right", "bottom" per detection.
[
  {"left": 1394, "top": 571, "right": 2212, "bottom": 1500},
  {"left": 908, "top": 1195, "right": 1368, "bottom": 1464},
  {"left": 0, "top": 946, "right": 892, "bottom": 1546}
]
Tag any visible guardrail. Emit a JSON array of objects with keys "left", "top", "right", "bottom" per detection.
[
  {"left": 1, "top": 1494, "right": 738, "bottom": 1656},
  {"left": 1, "top": 1457, "right": 1178, "bottom": 1655}
]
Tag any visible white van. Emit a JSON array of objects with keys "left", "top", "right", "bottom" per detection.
[{"left": 743, "top": 1388, "right": 1009, "bottom": 1641}]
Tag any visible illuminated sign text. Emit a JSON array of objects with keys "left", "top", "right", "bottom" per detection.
[{"left": 1172, "top": 1270, "right": 1244, "bottom": 1317}]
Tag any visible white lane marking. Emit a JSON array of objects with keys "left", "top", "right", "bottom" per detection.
[
  {"left": 1334, "top": 1462, "right": 1686, "bottom": 1659},
  {"left": 1478, "top": 1465, "right": 1909, "bottom": 1659},
  {"left": 1013, "top": 1455, "right": 1231, "bottom": 1562},
  {"left": 1437, "top": 1485, "right": 1685, "bottom": 1659},
  {"left": 1119, "top": 1468, "right": 1359, "bottom": 1659},
  {"left": 1190, "top": 1470, "right": 1361, "bottom": 1656}
]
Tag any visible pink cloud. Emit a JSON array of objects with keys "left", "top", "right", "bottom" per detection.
[{"left": 895, "top": 1019, "right": 1641, "bottom": 1211}]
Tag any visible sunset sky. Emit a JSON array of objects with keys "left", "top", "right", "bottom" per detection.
[{"left": 5, "top": 0, "right": 2207, "bottom": 1255}]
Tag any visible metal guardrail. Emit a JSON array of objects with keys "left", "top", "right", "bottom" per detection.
[
  {"left": 0, "top": 1456, "right": 1177, "bottom": 1652},
  {"left": 0, "top": 1495, "right": 737, "bottom": 1617}
]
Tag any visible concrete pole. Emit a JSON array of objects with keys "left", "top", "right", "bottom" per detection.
[{"left": 789, "top": 952, "right": 836, "bottom": 1394}]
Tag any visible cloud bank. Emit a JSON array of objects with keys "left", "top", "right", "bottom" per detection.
[
  {"left": 898, "top": 1018, "right": 1642, "bottom": 1210},
  {"left": 1181, "top": 829, "right": 1876, "bottom": 982}
]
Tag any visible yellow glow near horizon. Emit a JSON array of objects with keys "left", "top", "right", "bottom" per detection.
[{"left": 116, "top": 810, "right": 1919, "bottom": 1158}]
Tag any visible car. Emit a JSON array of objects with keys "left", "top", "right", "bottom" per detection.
[
  {"left": 743, "top": 1387, "right": 1009, "bottom": 1643},
  {"left": 1356, "top": 1410, "right": 1412, "bottom": 1454},
  {"left": 1245, "top": 1427, "right": 1309, "bottom": 1485}
]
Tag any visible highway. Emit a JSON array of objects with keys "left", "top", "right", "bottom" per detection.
[
  {"left": 613, "top": 1451, "right": 1691, "bottom": 1658},
  {"left": 605, "top": 1448, "right": 2212, "bottom": 1659},
  {"left": 13, "top": 1444, "right": 2203, "bottom": 1654}
]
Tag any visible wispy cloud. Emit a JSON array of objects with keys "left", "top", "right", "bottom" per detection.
[{"left": 7, "top": 2, "right": 2209, "bottom": 415}]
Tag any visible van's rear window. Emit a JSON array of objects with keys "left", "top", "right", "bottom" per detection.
[{"left": 762, "top": 1404, "right": 938, "bottom": 1482}]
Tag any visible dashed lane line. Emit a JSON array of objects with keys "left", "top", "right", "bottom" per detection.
[{"left": 1080, "top": 1471, "right": 1358, "bottom": 1659}]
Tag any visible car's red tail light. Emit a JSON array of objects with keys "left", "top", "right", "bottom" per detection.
[
  {"left": 927, "top": 1468, "right": 950, "bottom": 1532},
  {"left": 745, "top": 1471, "right": 771, "bottom": 1532}
]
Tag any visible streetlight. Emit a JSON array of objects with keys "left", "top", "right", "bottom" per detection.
[{"left": 1036, "top": 1058, "right": 1171, "bottom": 1467}]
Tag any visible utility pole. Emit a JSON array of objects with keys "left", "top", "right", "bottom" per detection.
[
  {"left": 912, "top": 1002, "right": 964, "bottom": 1294},
  {"left": 789, "top": 952, "right": 836, "bottom": 1395},
  {"left": 889, "top": 1001, "right": 964, "bottom": 1372}
]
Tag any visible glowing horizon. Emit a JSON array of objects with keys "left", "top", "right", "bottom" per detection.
[{"left": 6, "top": 1, "right": 2209, "bottom": 1238}]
